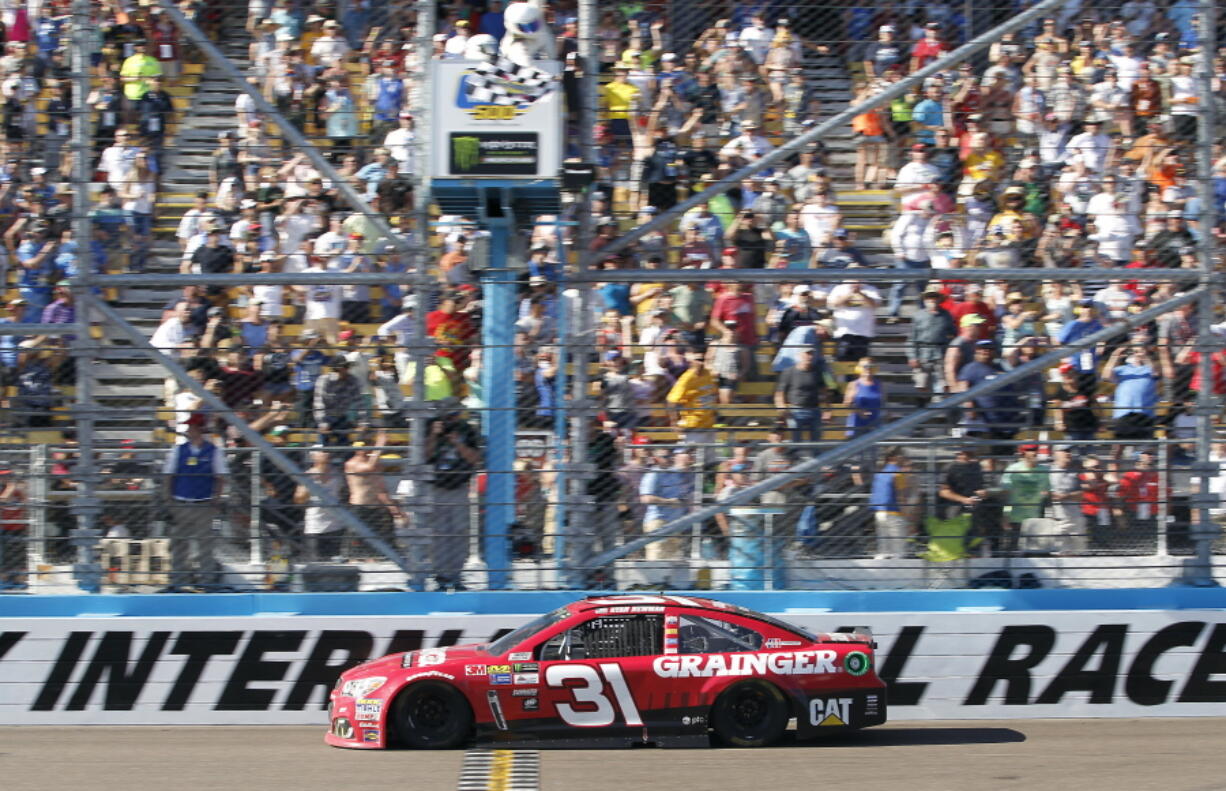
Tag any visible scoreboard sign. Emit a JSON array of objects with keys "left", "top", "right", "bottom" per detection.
[{"left": 431, "top": 58, "right": 563, "bottom": 180}]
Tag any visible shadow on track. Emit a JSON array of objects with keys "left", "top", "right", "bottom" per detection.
[{"left": 791, "top": 726, "right": 1026, "bottom": 748}]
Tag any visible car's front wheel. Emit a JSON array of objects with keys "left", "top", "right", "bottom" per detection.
[
  {"left": 394, "top": 682, "right": 474, "bottom": 749},
  {"left": 710, "top": 680, "right": 789, "bottom": 747}
]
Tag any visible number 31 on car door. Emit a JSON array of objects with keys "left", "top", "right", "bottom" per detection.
[{"left": 545, "top": 664, "right": 643, "bottom": 728}]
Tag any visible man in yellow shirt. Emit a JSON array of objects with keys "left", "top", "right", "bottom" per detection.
[
  {"left": 629, "top": 255, "right": 667, "bottom": 326},
  {"left": 120, "top": 40, "right": 163, "bottom": 115},
  {"left": 601, "top": 65, "right": 639, "bottom": 147},
  {"left": 667, "top": 350, "right": 718, "bottom": 471}
]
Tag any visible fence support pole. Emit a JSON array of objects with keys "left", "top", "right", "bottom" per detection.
[
  {"left": 405, "top": 0, "right": 437, "bottom": 592},
  {"left": 68, "top": 0, "right": 101, "bottom": 594},
  {"left": 563, "top": 0, "right": 600, "bottom": 588},
  {"left": 479, "top": 221, "right": 515, "bottom": 590},
  {"left": 1181, "top": 0, "right": 1222, "bottom": 587}
]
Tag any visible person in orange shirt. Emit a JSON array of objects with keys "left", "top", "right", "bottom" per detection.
[{"left": 851, "top": 80, "right": 891, "bottom": 189}]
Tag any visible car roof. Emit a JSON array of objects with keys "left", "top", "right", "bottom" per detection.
[{"left": 570, "top": 595, "right": 744, "bottom": 615}]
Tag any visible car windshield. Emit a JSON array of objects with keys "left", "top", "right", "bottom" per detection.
[{"left": 486, "top": 607, "right": 571, "bottom": 656}]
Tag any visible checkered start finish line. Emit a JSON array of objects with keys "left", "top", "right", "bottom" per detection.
[{"left": 456, "top": 750, "right": 541, "bottom": 791}]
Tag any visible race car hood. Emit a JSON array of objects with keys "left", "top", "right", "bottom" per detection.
[{"left": 399, "top": 643, "right": 489, "bottom": 669}]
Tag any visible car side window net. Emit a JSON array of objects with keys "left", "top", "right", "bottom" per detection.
[
  {"left": 539, "top": 615, "right": 662, "bottom": 661},
  {"left": 678, "top": 615, "right": 764, "bottom": 654}
]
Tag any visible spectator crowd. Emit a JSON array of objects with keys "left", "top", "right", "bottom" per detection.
[{"left": 1, "top": 0, "right": 1226, "bottom": 592}]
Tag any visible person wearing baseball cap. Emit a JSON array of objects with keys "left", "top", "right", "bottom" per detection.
[
  {"left": 862, "top": 24, "right": 902, "bottom": 79},
  {"left": 909, "top": 286, "right": 956, "bottom": 396},
  {"left": 1000, "top": 442, "right": 1050, "bottom": 556},
  {"left": 162, "top": 410, "right": 228, "bottom": 591}
]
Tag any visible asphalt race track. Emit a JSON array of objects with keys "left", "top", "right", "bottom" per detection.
[{"left": 3, "top": 719, "right": 1225, "bottom": 791}]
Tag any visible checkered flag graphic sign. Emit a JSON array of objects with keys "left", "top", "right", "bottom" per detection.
[{"left": 463, "top": 58, "right": 556, "bottom": 107}]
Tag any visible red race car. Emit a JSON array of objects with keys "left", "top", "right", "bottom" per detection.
[{"left": 326, "top": 594, "right": 886, "bottom": 749}]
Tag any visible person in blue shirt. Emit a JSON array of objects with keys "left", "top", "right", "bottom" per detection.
[
  {"left": 479, "top": 0, "right": 507, "bottom": 40},
  {"left": 639, "top": 449, "right": 695, "bottom": 560},
  {"left": 597, "top": 258, "right": 633, "bottom": 316},
  {"left": 15, "top": 231, "right": 58, "bottom": 323},
  {"left": 292, "top": 330, "right": 329, "bottom": 427},
  {"left": 369, "top": 65, "right": 404, "bottom": 141},
  {"left": 870, "top": 448, "right": 915, "bottom": 559},
  {"left": 323, "top": 79, "right": 358, "bottom": 155},
  {"left": 1057, "top": 300, "right": 1105, "bottom": 387},
  {"left": 0, "top": 299, "right": 23, "bottom": 386},
  {"left": 1103, "top": 344, "right": 1159, "bottom": 456},
  {"left": 958, "top": 340, "right": 1025, "bottom": 456},
  {"left": 910, "top": 83, "right": 946, "bottom": 146},
  {"left": 355, "top": 148, "right": 392, "bottom": 200},
  {"left": 34, "top": 8, "right": 63, "bottom": 58},
  {"left": 774, "top": 211, "right": 812, "bottom": 268}
]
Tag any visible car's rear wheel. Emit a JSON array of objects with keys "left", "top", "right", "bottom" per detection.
[
  {"left": 394, "top": 682, "right": 473, "bottom": 749},
  {"left": 710, "top": 680, "right": 789, "bottom": 747}
]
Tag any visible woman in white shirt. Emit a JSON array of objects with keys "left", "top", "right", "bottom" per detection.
[{"left": 120, "top": 153, "right": 157, "bottom": 272}]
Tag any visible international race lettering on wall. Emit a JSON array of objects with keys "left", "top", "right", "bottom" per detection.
[{"left": 0, "top": 612, "right": 1223, "bottom": 724}]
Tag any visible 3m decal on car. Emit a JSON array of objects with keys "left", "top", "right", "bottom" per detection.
[
  {"left": 810, "top": 698, "right": 852, "bottom": 727},
  {"left": 362, "top": 729, "right": 380, "bottom": 742},
  {"left": 490, "top": 673, "right": 512, "bottom": 685},
  {"left": 844, "top": 651, "right": 872, "bottom": 676},
  {"left": 465, "top": 665, "right": 488, "bottom": 676},
  {"left": 355, "top": 698, "right": 382, "bottom": 720},
  {"left": 487, "top": 664, "right": 512, "bottom": 674},
  {"left": 653, "top": 650, "right": 839, "bottom": 678},
  {"left": 513, "top": 673, "right": 539, "bottom": 685}
]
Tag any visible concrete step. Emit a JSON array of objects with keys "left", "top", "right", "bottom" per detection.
[
  {"left": 92, "top": 362, "right": 165, "bottom": 381},
  {"left": 96, "top": 387, "right": 164, "bottom": 400}
]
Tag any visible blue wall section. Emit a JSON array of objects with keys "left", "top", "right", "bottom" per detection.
[{"left": 2, "top": 588, "right": 1226, "bottom": 618}]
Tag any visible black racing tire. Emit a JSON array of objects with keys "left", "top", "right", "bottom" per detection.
[
  {"left": 393, "top": 681, "right": 474, "bottom": 749},
  {"left": 710, "top": 680, "right": 789, "bottom": 747}
]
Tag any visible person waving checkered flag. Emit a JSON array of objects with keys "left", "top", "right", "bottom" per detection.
[{"left": 463, "top": 57, "right": 556, "bottom": 107}]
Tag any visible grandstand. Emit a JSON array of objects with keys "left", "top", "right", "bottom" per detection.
[{"left": 0, "top": 0, "right": 1222, "bottom": 595}]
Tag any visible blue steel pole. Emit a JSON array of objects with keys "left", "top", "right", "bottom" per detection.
[{"left": 480, "top": 219, "right": 515, "bottom": 589}]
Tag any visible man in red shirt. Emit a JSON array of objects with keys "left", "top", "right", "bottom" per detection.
[
  {"left": 709, "top": 281, "right": 758, "bottom": 380},
  {"left": 1116, "top": 449, "right": 1166, "bottom": 552},
  {"left": 1177, "top": 346, "right": 1226, "bottom": 395},
  {"left": 947, "top": 283, "right": 997, "bottom": 336},
  {"left": 910, "top": 23, "right": 949, "bottom": 72},
  {"left": 427, "top": 291, "right": 476, "bottom": 370}
]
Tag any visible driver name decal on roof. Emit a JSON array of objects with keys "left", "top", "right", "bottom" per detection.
[{"left": 652, "top": 650, "right": 839, "bottom": 678}]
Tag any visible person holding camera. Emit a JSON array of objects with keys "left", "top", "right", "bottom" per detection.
[
  {"left": 423, "top": 402, "right": 481, "bottom": 590},
  {"left": 313, "top": 355, "right": 363, "bottom": 445}
]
